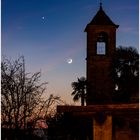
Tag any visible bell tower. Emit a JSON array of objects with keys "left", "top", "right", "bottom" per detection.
[{"left": 85, "top": 3, "right": 119, "bottom": 105}]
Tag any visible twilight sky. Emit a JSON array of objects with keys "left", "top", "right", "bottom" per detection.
[{"left": 2, "top": 0, "right": 139, "bottom": 104}]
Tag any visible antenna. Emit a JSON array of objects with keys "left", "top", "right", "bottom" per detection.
[
  {"left": 99, "top": 0, "right": 103, "bottom": 10},
  {"left": 100, "top": 0, "right": 102, "bottom": 4}
]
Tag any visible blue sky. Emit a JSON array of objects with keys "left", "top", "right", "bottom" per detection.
[{"left": 2, "top": 0, "right": 139, "bottom": 104}]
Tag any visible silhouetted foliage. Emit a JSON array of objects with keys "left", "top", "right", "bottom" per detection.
[
  {"left": 47, "top": 113, "right": 90, "bottom": 140},
  {"left": 111, "top": 46, "right": 139, "bottom": 103},
  {"left": 71, "top": 77, "right": 87, "bottom": 106}
]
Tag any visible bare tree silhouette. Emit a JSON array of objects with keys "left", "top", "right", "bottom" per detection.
[{"left": 1, "top": 56, "right": 63, "bottom": 140}]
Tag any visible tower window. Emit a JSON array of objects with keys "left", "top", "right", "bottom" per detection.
[
  {"left": 97, "top": 42, "right": 106, "bottom": 55},
  {"left": 96, "top": 32, "right": 108, "bottom": 55}
]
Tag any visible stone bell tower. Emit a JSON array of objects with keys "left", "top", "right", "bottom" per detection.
[{"left": 85, "top": 3, "right": 119, "bottom": 105}]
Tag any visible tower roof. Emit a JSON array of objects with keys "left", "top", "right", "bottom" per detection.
[{"left": 85, "top": 4, "right": 119, "bottom": 31}]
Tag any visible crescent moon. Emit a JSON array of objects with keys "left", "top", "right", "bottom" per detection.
[{"left": 67, "top": 59, "right": 72, "bottom": 64}]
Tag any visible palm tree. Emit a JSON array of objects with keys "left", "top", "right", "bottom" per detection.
[
  {"left": 71, "top": 77, "right": 87, "bottom": 106},
  {"left": 111, "top": 46, "right": 139, "bottom": 103}
]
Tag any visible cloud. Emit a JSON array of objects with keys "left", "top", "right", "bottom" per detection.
[
  {"left": 119, "top": 27, "right": 138, "bottom": 35},
  {"left": 16, "top": 25, "right": 24, "bottom": 30},
  {"left": 120, "top": 27, "right": 134, "bottom": 32},
  {"left": 112, "top": 5, "right": 138, "bottom": 11}
]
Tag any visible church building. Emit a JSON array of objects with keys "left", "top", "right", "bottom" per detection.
[
  {"left": 85, "top": 3, "right": 119, "bottom": 105},
  {"left": 57, "top": 3, "right": 139, "bottom": 140}
]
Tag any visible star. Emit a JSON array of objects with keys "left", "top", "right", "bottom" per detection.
[{"left": 42, "top": 16, "right": 45, "bottom": 20}]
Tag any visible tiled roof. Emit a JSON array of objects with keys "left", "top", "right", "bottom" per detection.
[{"left": 85, "top": 5, "right": 119, "bottom": 31}]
